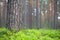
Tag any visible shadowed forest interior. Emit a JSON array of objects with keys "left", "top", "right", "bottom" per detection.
[{"left": 0, "top": 0, "right": 60, "bottom": 29}]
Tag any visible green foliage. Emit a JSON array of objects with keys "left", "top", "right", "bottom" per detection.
[
  {"left": 0, "top": 27, "right": 12, "bottom": 40},
  {"left": 0, "top": 27, "right": 60, "bottom": 40}
]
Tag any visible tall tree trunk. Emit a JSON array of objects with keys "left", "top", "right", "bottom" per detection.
[
  {"left": 47, "top": 0, "right": 50, "bottom": 28},
  {"left": 36, "top": 0, "right": 40, "bottom": 28},
  {"left": 28, "top": 0, "right": 32, "bottom": 29},
  {"left": 40, "top": 0, "right": 42, "bottom": 28},
  {"left": 50, "top": 0, "right": 54, "bottom": 28},
  {"left": 6, "top": 0, "right": 21, "bottom": 30},
  {"left": 6, "top": 0, "right": 11, "bottom": 29},
  {"left": 0, "top": 0, "right": 7, "bottom": 27},
  {"left": 23, "top": 0, "right": 29, "bottom": 28},
  {"left": 0, "top": 0, "right": 1, "bottom": 26},
  {"left": 54, "top": 0, "right": 58, "bottom": 29}
]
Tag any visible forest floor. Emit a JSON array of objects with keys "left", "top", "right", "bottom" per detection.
[{"left": 0, "top": 27, "right": 60, "bottom": 40}]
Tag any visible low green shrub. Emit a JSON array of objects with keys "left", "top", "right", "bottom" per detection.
[
  {"left": 0, "top": 28, "right": 60, "bottom": 40},
  {"left": 0, "top": 27, "right": 11, "bottom": 40}
]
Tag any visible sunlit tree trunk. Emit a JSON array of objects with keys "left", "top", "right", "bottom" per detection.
[
  {"left": 43, "top": 1, "right": 46, "bottom": 28},
  {"left": 50, "top": 0, "right": 54, "bottom": 28},
  {"left": 47, "top": 0, "right": 50, "bottom": 28}
]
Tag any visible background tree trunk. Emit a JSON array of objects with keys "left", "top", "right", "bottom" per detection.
[
  {"left": 54, "top": 0, "right": 58, "bottom": 29},
  {"left": 28, "top": 0, "right": 33, "bottom": 29}
]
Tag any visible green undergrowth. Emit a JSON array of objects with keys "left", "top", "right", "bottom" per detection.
[{"left": 0, "top": 27, "right": 60, "bottom": 40}]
